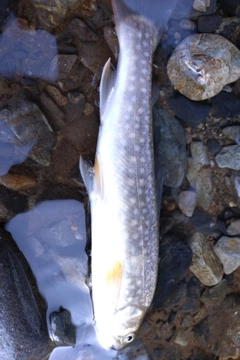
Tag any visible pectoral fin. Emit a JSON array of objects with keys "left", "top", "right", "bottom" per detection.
[
  {"left": 100, "top": 58, "right": 116, "bottom": 121},
  {"left": 79, "top": 156, "right": 94, "bottom": 194},
  {"left": 80, "top": 155, "right": 104, "bottom": 200}
]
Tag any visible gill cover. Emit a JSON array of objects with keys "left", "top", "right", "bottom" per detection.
[{"left": 110, "top": 305, "right": 145, "bottom": 349}]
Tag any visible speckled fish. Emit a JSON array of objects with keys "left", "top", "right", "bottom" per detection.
[{"left": 80, "top": 0, "right": 178, "bottom": 351}]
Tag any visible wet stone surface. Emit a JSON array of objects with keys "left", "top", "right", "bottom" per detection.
[{"left": 0, "top": 0, "right": 240, "bottom": 359}]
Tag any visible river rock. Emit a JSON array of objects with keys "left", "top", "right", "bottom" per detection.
[
  {"left": 200, "top": 278, "right": 227, "bottom": 305},
  {"left": 187, "top": 142, "right": 213, "bottom": 210},
  {"left": 214, "top": 235, "right": 240, "bottom": 274},
  {"left": 197, "top": 14, "right": 222, "bottom": 32},
  {"left": 167, "top": 93, "right": 211, "bottom": 127},
  {"left": 153, "top": 233, "right": 192, "bottom": 309},
  {"left": 227, "top": 219, "right": 240, "bottom": 235},
  {"left": 235, "top": 176, "right": 240, "bottom": 196},
  {"left": 189, "top": 232, "right": 223, "bottom": 286},
  {"left": 211, "top": 91, "right": 240, "bottom": 117},
  {"left": 194, "top": 295, "right": 240, "bottom": 357},
  {"left": 167, "top": 34, "right": 240, "bottom": 100},
  {"left": 0, "top": 232, "right": 54, "bottom": 360},
  {"left": 153, "top": 106, "right": 187, "bottom": 188},
  {"left": 181, "top": 276, "right": 201, "bottom": 311},
  {"left": 0, "top": 96, "right": 56, "bottom": 167},
  {"left": 222, "top": 125, "right": 240, "bottom": 142},
  {"left": 215, "top": 145, "right": 240, "bottom": 170},
  {"left": 171, "top": 0, "right": 217, "bottom": 19},
  {"left": 0, "top": 16, "right": 57, "bottom": 81},
  {"left": 32, "top": 0, "right": 97, "bottom": 28},
  {"left": 218, "top": 0, "right": 240, "bottom": 15},
  {"left": 49, "top": 307, "right": 76, "bottom": 346},
  {"left": 178, "top": 190, "right": 197, "bottom": 217}
]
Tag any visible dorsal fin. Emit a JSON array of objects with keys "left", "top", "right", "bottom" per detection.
[{"left": 100, "top": 58, "right": 116, "bottom": 121}]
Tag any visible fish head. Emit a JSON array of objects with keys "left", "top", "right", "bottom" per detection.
[{"left": 97, "top": 304, "right": 145, "bottom": 351}]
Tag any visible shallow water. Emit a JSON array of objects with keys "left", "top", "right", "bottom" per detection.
[{"left": 6, "top": 200, "right": 117, "bottom": 358}]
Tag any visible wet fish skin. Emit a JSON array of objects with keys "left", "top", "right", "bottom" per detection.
[{"left": 80, "top": 0, "right": 179, "bottom": 351}]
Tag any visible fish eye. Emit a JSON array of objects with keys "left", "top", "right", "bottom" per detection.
[{"left": 123, "top": 333, "right": 135, "bottom": 343}]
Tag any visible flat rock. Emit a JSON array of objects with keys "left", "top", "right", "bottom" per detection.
[
  {"left": 153, "top": 106, "right": 187, "bottom": 188},
  {"left": 167, "top": 93, "right": 211, "bottom": 127},
  {"left": 215, "top": 145, "right": 240, "bottom": 170},
  {"left": 153, "top": 233, "right": 192, "bottom": 309},
  {"left": 214, "top": 235, "right": 240, "bottom": 274},
  {"left": 197, "top": 14, "right": 222, "bottom": 32},
  {"left": 189, "top": 232, "right": 223, "bottom": 286}
]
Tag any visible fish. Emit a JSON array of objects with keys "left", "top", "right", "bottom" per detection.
[{"left": 80, "top": 0, "right": 179, "bottom": 351}]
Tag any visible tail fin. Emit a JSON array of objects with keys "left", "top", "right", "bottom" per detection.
[{"left": 112, "top": 0, "right": 179, "bottom": 46}]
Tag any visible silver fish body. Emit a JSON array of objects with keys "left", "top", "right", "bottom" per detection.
[{"left": 80, "top": 0, "right": 178, "bottom": 351}]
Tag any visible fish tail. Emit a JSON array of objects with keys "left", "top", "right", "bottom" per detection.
[{"left": 112, "top": 0, "right": 179, "bottom": 48}]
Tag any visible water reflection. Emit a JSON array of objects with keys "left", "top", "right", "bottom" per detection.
[
  {"left": 5, "top": 199, "right": 119, "bottom": 359},
  {"left": 0, "top": 121, "right": 33, "bottom": 175},
  {"left": 0, "top": 15, "right": 57, "bottom": 81}
]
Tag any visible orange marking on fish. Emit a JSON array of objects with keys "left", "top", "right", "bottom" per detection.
[{"left": 105, "top": 260, "right": 123, "bottom": 288}]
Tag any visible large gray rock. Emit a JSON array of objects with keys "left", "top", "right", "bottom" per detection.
[
  {"left": 153, "top": 106, "right": 187, "bottom": 188},
  {"left": 0, "top": 230, "right": 54, "bottom": 360}
]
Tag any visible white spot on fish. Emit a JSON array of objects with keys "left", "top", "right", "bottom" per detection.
[
  {"left": 139, "top": 138, "right": 145, "bottom": 143},
  {"left": 135, "top": 145, "right": 140, "bottom": 152},
  {"left": 128, "top": 178, "right": 135, "bottom": 186},
  {"left": 144, "top": 51, "right": 149, "bottom": 57},
  {"left": 133, "top": 208, "right": 138, "bottom": 215},
  {"left": 130, "top": 156, "right": 137, "bottom": 163},
  {"left": 137, "top": 108, "right": 144, "bottom": 114},
  {"left": 142, "top": 68, "right": 147, "bottom": 75},
  {"left": 139, "top": 179, "right": 144, "bottom": 186},
  {"left": 131, "top": 219, "right": 138, "bottom": 227},
  {"left": 130, "top": 197, "right": 136, "bottom": 204},
  {"left": 129, "top": 132, "right": 135, "bottom": 139},
  {"left": 141, "top": 87, "right": 147, "bottom": 93},
  {"left": 140, "top": 168, "right": 145, "bottom": 174}
]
